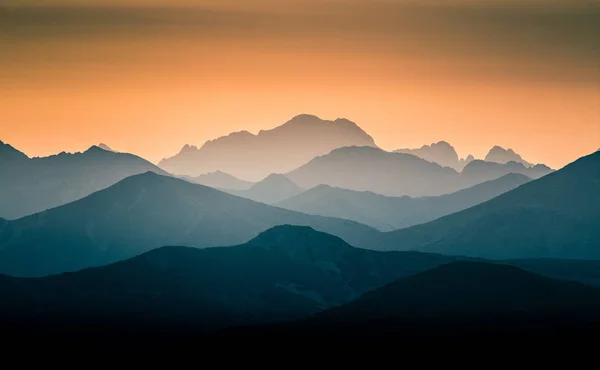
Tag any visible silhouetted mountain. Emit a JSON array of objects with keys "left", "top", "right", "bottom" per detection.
[
  {"left": 0, "top": 173, "right": 380, "bottom": 277},
  {"left": 227, "top": 174, "right": 304, "bottom": 204},
  {"left": 485, "top": 146, "right": 533, "bottom": 167},
  {"left": 461, "top": 159, "right": 553, "bottom": 183},
  {"left": 286, "top": 146, "right": 468, "bottom": 197},
  {"left": 309, "top": 261, "right": 600, "bottom": 328},
  {"left": 158, "top": 114, "right": 377, "bottom": 181},
  {"left": 372, "top": 151, "right": 600, "bottom": 259},
  {"left": 186, "top": 170, "right": 254, "bottom": 190},
  {"left": 0, "top": 144, "right": 168, "bottom": 220},
  {"left": 276, "top": 173, "right": 530, "bottom": 231},
  {"left": 0, "top": 226, "right": 457, "bottom": 332},
  {"left": 0, "top": 139, "right": 29, "bottom": 162},
  {"left": 394, "top": 141, "right": 473, "bottom": 171}
]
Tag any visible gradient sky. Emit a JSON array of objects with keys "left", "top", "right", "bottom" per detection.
[{"left": 1, "top": 0, "right": 599, "bottom": 169}]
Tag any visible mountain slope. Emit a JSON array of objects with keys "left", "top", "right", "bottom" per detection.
[
  {"left": 0, "top": 144, "right": 168, "bottom": 219},
  {"left": 286, "top": 146, "right": 466, "bottom": 197},
  {"left": 0, "top": 174, "right": 380, "bottom": 277},
  {"left": 158, "top": 114, "right": 377, "bottom": 181},
  {"left": 276, "top": 173, "right": 530, "bottom": 231},
  {"left": 311, "top": 261, "right": 600, "bottom": 327},
  {"left": 227, "top": 174, "right": 304, "bottom": 204},
  {"left": 0, "top": 139, "right": 29, "bottom": 162},
  {"left": 372, "top": 151, "right": 600, "bottom": 259},
  {"left": 185, "top": 170, "right": 254, "bottom": 190},
  {"left": 0, "top": 226, "right": 457, "bottom": 332}
]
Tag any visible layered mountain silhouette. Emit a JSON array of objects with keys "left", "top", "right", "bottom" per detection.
[
  {"left": 0, "top": 173, "right": 380, "bottom": 277},
  {"left": 305, "top": 261, "right": 600, "bottom": 329},
  {"left": 394, "top": 141, "right": 474, "bottom": 171},
  {"left": 276, "top": 173, "right": 530, "bottom": 231},
  {"left": 0, "top": 143, "right": 168, "bottom": 220},
  {"left": 462, "top": 159, "right": 552, "bottom": 184},
  {"left": 4, "top": 226, "right": 600, "bottom": 337},
  {"left": 158, "top": 114, "right": 377, "bottom": 181},
  {"left": 372, "top": 151, "right": 600, "bottom": 259},
  {"left": 285, "top": 146, "right": 545, "bottom": 197},
  {"left": 185, "top": 170, "right": 254, "bottom": 190},
  {"left": 485, "top": 145, "right": 533, "bottom": 167},
  {"left": 0, "top": 226, "right": 457, "bottom": 332},
  {"left": 226, "top": 174, "right": 304, "bottom": 204},
  {"left": 286, "top": 146, "right": 465, "bottom": 197},
  {"left": 97, "top": 143, "right": 116, "bottom": 152}
]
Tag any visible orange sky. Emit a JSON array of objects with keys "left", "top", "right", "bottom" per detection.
[{"left": 1, "top": 0, "right": 599, "bottom": 169}]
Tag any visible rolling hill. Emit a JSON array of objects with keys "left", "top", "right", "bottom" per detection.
[
  {"left": 372, "top": 151, "right": 600, "bottom": 259},
  {"left": 0, "top": 226, "right": 457, "bottom": 332},
  {"left": 276, "top": 173, "right": 530, "bottom": 231},
  {"left": 0, "top": 173, "right": 380, "bottom": 277}
]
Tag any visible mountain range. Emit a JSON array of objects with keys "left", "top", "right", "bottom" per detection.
[
  {"left": 158, "top": 114, "right": 377, "bottom": 181},
  {"left": 0, "top": 143, "right": 167, "bottom": 220},
  {"left": 372, "top": 151, "right": 600, "bottom": 259},
  {"left": 0, "top": 172, "right": 379, "bottom": 277},
  {"left": 394, "top": 141, "right": 474, "bottom": 171},
  {"left": 286, "top": 146, "right": 552, "bottom": 197},
  {"left": 276, "top": 173, "right": 531, "bottom": 231},
  {"left": 3, "top": 226, "right": 600, "bottom": 338},
  {"left": 485, "top": 145, "right": 533, "bottom": 167}
]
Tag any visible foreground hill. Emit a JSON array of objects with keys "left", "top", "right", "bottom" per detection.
[
  {"left": 0, "top": 226, "right": 456, "bottom": 332},
  {"left": 158, "top": 114, "right": 377, "bottom": 181},
  {"left": 0, "top": 174, "right": 379, "bottom": 277},
  {"left": 372, "top": 151, "right": 600, "bottom": 259},
  {"left": 226, "top": 174, "right": 304, "bottom": 204},
  {"left": 307, "top": 261, "right": 600, "bottom": 329},
  {"left": 0, "top": 143, "right": 168, "bottom": 219},
  {"left": 276, "top": 173, "right": 530, "bottom": 231}
]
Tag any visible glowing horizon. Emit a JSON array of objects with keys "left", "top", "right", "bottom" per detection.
[{"left": 2, "top": 0, "right": 599, "bottom": 169}]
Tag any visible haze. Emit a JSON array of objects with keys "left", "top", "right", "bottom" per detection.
[{"left": 1, "top": 0, "right": 598, "bottom": 169}]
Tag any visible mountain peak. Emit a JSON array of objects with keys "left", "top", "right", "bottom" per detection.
[
  {"left": 394, "top": 141, "right": 461, "bottom": 170},
  {"left": 485, "top": 146, "right": 532, "bottom": 167},
  {"left": 248, "top": 225, "right": 348, "bottom": 251},
  {"left": 0, "top": 140, "right": 29, "bottom": 161},
  {"left": 98, "top": 143, "right": 116, "bottom": 152}
]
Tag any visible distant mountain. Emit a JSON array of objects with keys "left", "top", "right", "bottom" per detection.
[
  {"left": 372, "top": 151, "right": 600, "bottom": 259},
  {"left": 97, "top": 143, "right": 116, "bottom": 152},
  {"left": 286, "top": 146, "right": 468, "bottom": 197},
  {"left": 0, "top": 226, "right": 457, "bottom": 332},
  {"left": 227, "top": 174, "right": 304, "bottom": 204},
  {"left": 276, "top": 173, "right": 531, "bottom": 231},
  {"left": 186, "top": 170, "right": 254, "bottom": 190},
  {"left": 394, "top": 141, "right": 473, "bottom": 171},
  {"left": 485, "top": 146, "right": 533, "bottom": 167},
  {"left": 0, "top": 173, "right": 380, "bottom": 277},
  {"left": 0, "top": 139, "right": 28, "bottom": 162},
  {"left": 0, "top": 144, "right": 168, "bottom": 220},
  {"left": 158, "top": 114, "right": 377, "bottom": 181},
  {"left": 308, "top": 261, "right": 600, "bottom": 328},
  {"left": 461, "top": 160, "right": 553, "bottom": 183}
]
